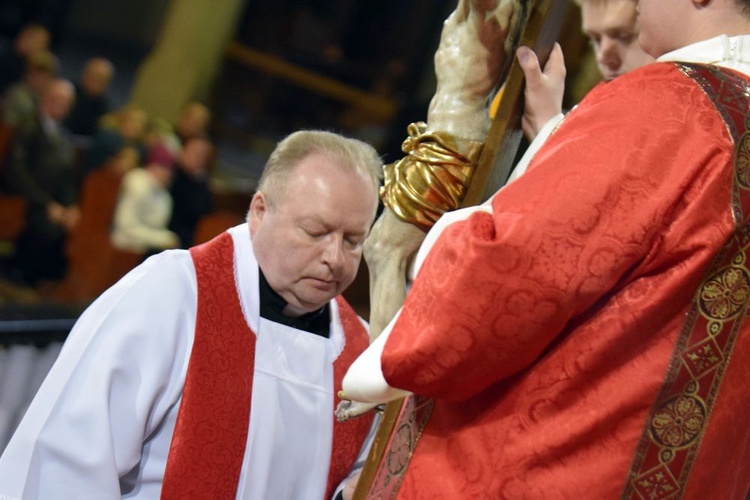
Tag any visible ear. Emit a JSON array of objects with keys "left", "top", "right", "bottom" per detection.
[{"left": 248, "top": 191, "right": 267, "bottom": 235}]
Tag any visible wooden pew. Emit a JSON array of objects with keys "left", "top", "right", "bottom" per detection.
[
  {"left": 53, "top": 166, "right": 142, "bottom": 304},
  {"left": 193, "top": 209, "right": 244, "bottom": 245},
  {"left": 0, "top": 123, "right": 27, "bottom": 243}
]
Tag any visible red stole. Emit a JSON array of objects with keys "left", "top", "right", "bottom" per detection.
[
  {"left": 623, "top": 63, "right": 750, "bottom": 498},
  {"left": 161, "top": 231, "right": 373, "bottom": 499}
]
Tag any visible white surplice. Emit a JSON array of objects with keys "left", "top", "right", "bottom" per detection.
[{"left": 0, "top": 224, "right": 358, "bottom": 500}]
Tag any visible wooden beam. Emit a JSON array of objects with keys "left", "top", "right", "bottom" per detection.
[
  {"left": 351, "top": 1, "right": 571, "bottom": 498},
  {"left": 224, "top": 41, "right": 398, "bottom": 122},
  {"left": 462, "top": 0, "right": 571, "bottom": 207}
]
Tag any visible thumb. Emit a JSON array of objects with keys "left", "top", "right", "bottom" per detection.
[
  {"left": 543, "top": 42, "right": 567, "bottom": 80},
  {"left": 517, "top": 46, "right": 542, "bottom": 86}
]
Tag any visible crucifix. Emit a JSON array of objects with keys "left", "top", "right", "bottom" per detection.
[{"left": 336, "top": 0, "right": 571, "bottom": 496}]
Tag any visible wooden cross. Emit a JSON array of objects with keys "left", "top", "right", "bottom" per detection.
[{"left": 351, "top": 0, "right": 571, "bottom": 497}]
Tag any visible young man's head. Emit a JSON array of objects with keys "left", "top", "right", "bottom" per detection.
[
  {"left": 637, "top": 0, "right": 750, "bottom": 59},
  {"left": 249, "top": 131, "right": 382, "bottom": 317},
  {"left": 577, "top": 0, "right": 654, "bottom": 81}
]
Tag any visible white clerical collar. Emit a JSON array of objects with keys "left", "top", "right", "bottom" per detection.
[{"left": 658, "top": 35, "right": 750, "bottom": 74}]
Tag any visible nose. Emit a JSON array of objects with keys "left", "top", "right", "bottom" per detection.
[
  {"left": 596, "top": 37, "right": 621, "bottom": 72},
  {"left": 322, "top": 234, "right": 345, "bottom": 270}
]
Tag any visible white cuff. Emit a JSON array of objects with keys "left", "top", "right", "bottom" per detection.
[{"left": 342, "top": 309, "right": 412, "bottom": 403}]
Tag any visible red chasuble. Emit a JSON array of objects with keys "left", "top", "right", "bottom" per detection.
[
  {"left": 378, "top": 63, "right": 750, "bottom": 498},
  {"left": 161, "top": 231, "right": 373, "bottom": 499}
]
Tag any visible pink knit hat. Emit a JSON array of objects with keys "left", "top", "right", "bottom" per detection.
[{"left": 146, "top": 143, "right": 175, "bottom": 169}]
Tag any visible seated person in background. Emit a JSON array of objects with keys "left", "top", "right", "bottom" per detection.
[
  {"left": 142, "top": 114, "right": 182, "bottom": 156},
  {"left": 0, "top": 130, "right": 380, "bottom": 499},
  {"left": 110, "top": 142, "right": 180, "bottom": 254},
  {"left": 107, "top": 145, "right": 140, "bottom": 175},
  {"left": 64, "top": 57, "right": 115, "bottom": 144},
  {"left": 1, "top": 79, "right": 77, "bottom": 286},
  {"left": 168, "top": 136, "right": 215, "bottom": 248},
  {"left": 1, "top": 50, "right": 58, "bottom": 128},
  {"left": 81, "top": 106, "right": 147, "bottom": 177},
  {"left": 0, "top": 24, "right": 50, "bottom": 94},
  {"left": 174, "top": 100, "right": 211, "bottom": 144}
]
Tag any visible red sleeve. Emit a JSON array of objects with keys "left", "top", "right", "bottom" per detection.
[{"left": 381, "top": 63, "right": 736, "bottom": 401}]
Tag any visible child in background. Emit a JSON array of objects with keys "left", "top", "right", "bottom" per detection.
[{"left": 110, "top": 143, "right": 180, "bottom": 255}]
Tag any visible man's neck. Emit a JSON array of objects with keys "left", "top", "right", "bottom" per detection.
[{"left": 258, "top": 268, "right": 330, "bottom": 338}]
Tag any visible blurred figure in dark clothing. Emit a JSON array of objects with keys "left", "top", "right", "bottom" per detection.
[
  {"left": 1, "top": 49, "right": 58, "bottom": 128},
  {"left": 2, "top": 79, "right": 77, "bottom": 286},
  {"left": 168, "top": 137, "right": 215, "bottom": 248},
  {"left": 0, "top": 24, "right": 50, "bottom": 93},
  {"left": 65, "top": 57, "right": 114, "bottom": 141}
]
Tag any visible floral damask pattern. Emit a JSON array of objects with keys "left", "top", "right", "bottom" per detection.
[
  {"left": 736, "top": 133, "right": 750, "bottom": 189},
  {"left": 626, "top": 63, "right": 750, "bottom": 499},
  {"left": 633, "top": 465, "right": 680, "bottom": 500},
  {"left": 698, "top": 266, "right": 750, "bottom": 320},
  {"left": 650, "top": 395, "right": 707, "bottom": 448}
]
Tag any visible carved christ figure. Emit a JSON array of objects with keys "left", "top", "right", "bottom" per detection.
[{"left": 337, "top": 0, "right": 525, "bottom": 421}]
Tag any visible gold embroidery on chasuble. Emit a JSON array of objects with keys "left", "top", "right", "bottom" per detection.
[
  {"left": 623, "top": 64, "right": 750, "bottom": 499},
  {"left": 367, "top": 395, "right": 434, "bottom": 497}
]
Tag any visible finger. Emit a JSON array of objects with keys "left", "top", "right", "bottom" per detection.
[
  {"left": 455, "top": 0, "right": 470, "bottom": 22},
  {"left": 517, "top": 46, "right": 542, "bottom": 86},
  {"left": 470, "top": 0, "right": 500, "bottom": 16},
  {"left": 468, "top": 0, "right": 500, "bottom": 32},
  {"left": 543, "top": 42, "right": 567, "bottom": 80}
]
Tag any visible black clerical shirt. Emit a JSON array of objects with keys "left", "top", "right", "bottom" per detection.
[{"left": 258, "top": 269, "right": 331, "bottom": 338}]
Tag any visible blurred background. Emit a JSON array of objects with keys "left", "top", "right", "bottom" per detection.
[
  {"left": 0, "top": 0, "right": 598, "bottom": 309},
  {"left": 5, "top": 0, "right": 497, "bottom": 182},
  {"left": 0, "top": 1, "right": 599, "bottom": 448},
  {"left": 1, "top": 0, "right": 597, "bottom": 187}
]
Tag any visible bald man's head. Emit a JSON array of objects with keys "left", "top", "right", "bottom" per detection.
[{"left": 41, "top": 79, "right": 75, "bottom": 122}]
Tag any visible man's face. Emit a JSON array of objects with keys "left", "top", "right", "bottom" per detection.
[
  {"left": 82, "top": 63, "right": 112, "bottom": 97},
  {"left": 581, "top": 0, "right": 654, "bottom": 80},
  {"left": 176, "top": 105, "right": 209, "bottom": 139},
  {"left": 179, "top": 140, "right": 211, "bottom": 177},
  {"left": 42, "top": 85, "right": 74, "bottom": 122},
  {"left": 249, "top": 153, "right": 378, "bottom": 316}
]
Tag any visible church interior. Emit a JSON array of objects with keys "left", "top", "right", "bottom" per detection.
[{"left": 0, "top": 0, "right": 598, "bottom": 454}]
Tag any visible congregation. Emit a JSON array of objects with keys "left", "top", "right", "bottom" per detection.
[
  {"left": 1, "top": 0, "right": 749, "bottom": 497},
  {"left": 0, "top": 23, "right": 228, "bottom": 300}
]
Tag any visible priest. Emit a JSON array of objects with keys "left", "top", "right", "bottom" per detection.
[
  {"left": 0, "top": 130, "right": 381, "bottom": 499},
  {"left": 343, "top": 0, "right": 750, "bottom": 497}
]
